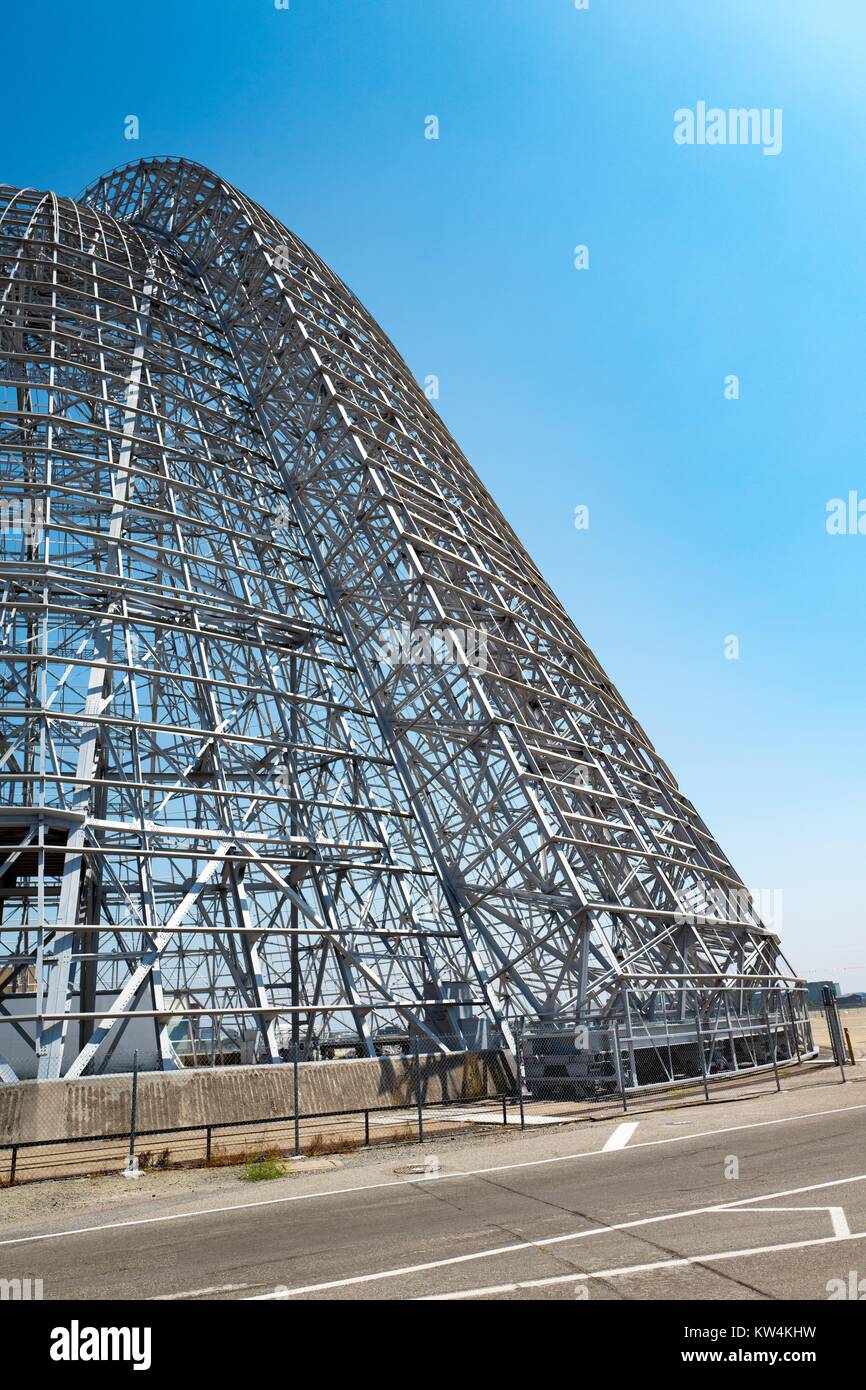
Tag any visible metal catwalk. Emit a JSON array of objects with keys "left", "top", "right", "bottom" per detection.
[{"left": 0, "top": 159, "right": 810, "bottom": 1080}]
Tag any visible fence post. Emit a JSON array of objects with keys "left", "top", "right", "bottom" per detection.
[
  {"left": 612, "top": 1022, "right": 628, "bottom": 1113},
  {"left": 292, "top": 1041, "right": 301, "bottom": 1158},
  {"left": 413, "top": 1037, "right": 424, "bottom": 1143},
  {"left": 9, "top": 1145, "right": 17, "bottom": 1186},
  {"left": 514, "top": 1018, "right": 526, "bottom": 1131},
  {"left": 206, "top": 1125, "right": 212, "bottom": 1162},
  {"left": 694, "top": 1011, "right": 710, "bottom": 1102},
  {"left": 123, "top": 1050, "right": 141, "bottom": 1178},
  {"left": 364, "top": 1110, "right": 370, "bottom": 1147},
  {"left": 765, "top": 1013, "right": 781, "bottom": 1092}
]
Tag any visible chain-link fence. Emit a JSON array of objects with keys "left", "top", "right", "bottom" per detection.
[
  {"left": 0, "top": 1044, "right": 518, "bottom": 1185},
  {"left": 0, "top": 992, "right": 839, "bottom": 1186}
]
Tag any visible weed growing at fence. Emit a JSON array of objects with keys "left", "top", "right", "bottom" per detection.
[
  {"left": 304, "top": 1133, "right": 359, "bottom": 1156},
  {"left": 240, "top": 1153, "right": 287, "bottom": 1182}
]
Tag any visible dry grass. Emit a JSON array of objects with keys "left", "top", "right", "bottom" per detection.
[
  {"left": 385, "top": 1125, "right": 419, "bottom": 1145},
  {"left": 137, "top": 1147, "right": 171, "bottom": 1170},
  {"left": 304, "top": 1132, "right": 359, "bottom": 1156},
  {"left": 204, "top": 1144, "right": 274, "bottom": 1169}
]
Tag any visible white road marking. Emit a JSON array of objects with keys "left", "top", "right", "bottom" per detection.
[
  {"left": 830, "top": 1206, "right": 850, "bottom": 1239},
  {"left": 244, "top": 1172, "right": 866, "bottom": 1299},
  {"left": 602, "top": 1121, "right": 638, "bottom": 1151},
  {"left": 722, "top": 1204, "right": 851, "bottom": 1239},
  {"left": 420, "top": 1228, "right": 866, "bottom": 1300},
  {"left": 3, "top": 1095, "right": 865, "bottom": 1251},
  {"left": 151, "top": 1282, "right": 250, "bottom": 1301}
]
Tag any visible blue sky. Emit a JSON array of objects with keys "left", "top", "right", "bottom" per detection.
[{"left": 2, "top": 0, "right": 864, "bottom": 988}]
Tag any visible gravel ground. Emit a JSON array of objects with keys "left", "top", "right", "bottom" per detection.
[{"left": 0, "top": 1154, "right": 343, "bottom": 1225}]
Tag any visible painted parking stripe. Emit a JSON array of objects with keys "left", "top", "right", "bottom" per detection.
[
  {"left": 151, "top": 1282, "right": 250, "bottom": 1301},
  {"left": 724, "top": 1204, "right": 851, "bottom": 1239},
  {"left": 246, "top": 1171, "right": 866, "bottom": 1299},
  {"left": 421, "top": 1228, "right": 866, "bottom": 1300},
  {"left": 602, "top": 1121, "right": 639, "bottom": 1151}
]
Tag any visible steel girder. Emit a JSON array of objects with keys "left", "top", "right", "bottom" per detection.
[{"left": 0, "top": 158, "right": 806, "bottom": 1081}]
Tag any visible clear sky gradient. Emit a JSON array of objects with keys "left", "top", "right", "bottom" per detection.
[{"left": 2, "top": 0, "right": 863, "bottom": 987}]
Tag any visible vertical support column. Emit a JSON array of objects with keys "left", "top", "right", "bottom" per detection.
[
  {"left": 38, "top": 620, "right": 112, "bottom": 1079},
  {"left": 39, "top": 253, "right": 158, "bottom": 1080}
]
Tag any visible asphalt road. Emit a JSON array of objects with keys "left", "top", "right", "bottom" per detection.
[{"left": 3, "top": 1092, "right": 866, "bottom": 1301}]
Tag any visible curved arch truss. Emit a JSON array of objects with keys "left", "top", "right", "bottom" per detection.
[{"left": 0, "top": 159, "right": 809, "bottom": 1081}]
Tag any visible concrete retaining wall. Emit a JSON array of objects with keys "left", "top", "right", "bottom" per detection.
[{"left": 0, "top": 1051, "right": 514, "bottom": 1145}]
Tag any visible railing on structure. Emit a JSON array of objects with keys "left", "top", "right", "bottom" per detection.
[{"left": 514, "top": 994, "right": 818, "bottom": 1106}]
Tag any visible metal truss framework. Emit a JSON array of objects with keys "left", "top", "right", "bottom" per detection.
[{"left": 0, "top": 158, "right": 810, "bottom": 1082}]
